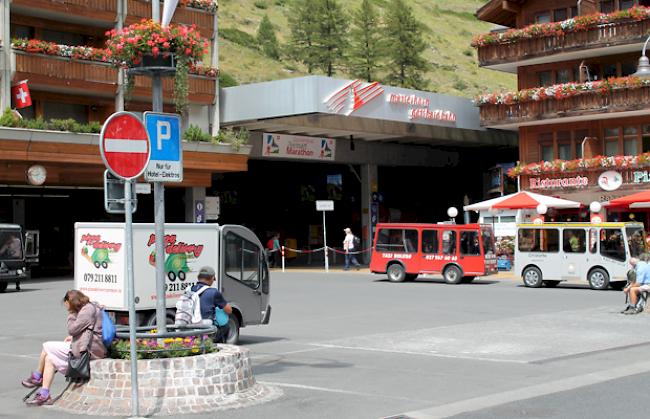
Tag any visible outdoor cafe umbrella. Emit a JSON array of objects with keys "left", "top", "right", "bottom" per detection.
[
  {"left": 464, "top": 191, "right": 582, "bottom": 211},
  {"left": 606, "top": 190, "right": 650, "bottom": 209}
]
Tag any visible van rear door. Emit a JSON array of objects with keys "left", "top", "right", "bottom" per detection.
[{"left": 219, "top": 225, "right": 266, "bottom": 326}]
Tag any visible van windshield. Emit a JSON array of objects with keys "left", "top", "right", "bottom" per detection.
[
  {"left": 0, "top": 230, "right": 23, "bottom": 260},
  {"left": 626, "top": 226, "right": 647, "bottom": 258},
  {"left": 481, "top": 227, "right": 495, "bottom": 256}
]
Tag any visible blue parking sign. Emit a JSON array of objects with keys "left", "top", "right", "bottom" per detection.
[{"left": 144, "top": 112, "right": 183, "bottom": 182}]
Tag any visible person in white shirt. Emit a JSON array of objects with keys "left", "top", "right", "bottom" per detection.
[{"left": 343, "top": 227, "right": 361, "bottom": 270}]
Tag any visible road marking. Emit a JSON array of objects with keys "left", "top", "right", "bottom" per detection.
[
  {"left": 308, "top": 343, "right": 528, "bottom": 364},
  {"left": 251, "top": 347, "right": 327, "bottom": 359},
  {"left": 397, "top": 360, "right": 650, "bottom": 419},
  {"left": 258, "top": 381, "right": 428, "bottom": 403},
  {"left": 0, "top": 352, "right": 40, "bottom": 360}
]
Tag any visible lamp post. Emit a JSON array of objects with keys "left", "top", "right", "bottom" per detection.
[{"left": 633, "top": 35, "right": 650, "bottom": 79}]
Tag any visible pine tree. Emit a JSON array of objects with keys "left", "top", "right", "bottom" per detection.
[
  {"left": 384, "top": 0, "right": 430, "bottom": 89},
  {"left": 287, "top": 0, "right": 319, "bottom": 73},
  {"left": 348, "top": 0, "right": 384, "bottom": 82},
  {"left": 312, "top": 0, "right": 349, "bottom": 77},
  {"left": 257, "top": 15, "right": 280, "bottom": 59}
]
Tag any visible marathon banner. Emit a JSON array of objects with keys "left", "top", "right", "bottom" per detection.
[{"left": 263, "top": 133, "right": 336, "bottom": 162}]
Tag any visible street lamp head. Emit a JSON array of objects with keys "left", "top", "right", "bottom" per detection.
[{"left": 633, "top": 55, "right": 650, "bottom": 79}]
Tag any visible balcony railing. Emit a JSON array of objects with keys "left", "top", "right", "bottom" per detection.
[
  {"left": 477, "top": 19, "right": 650, "bottom": 67},
  {"left": 12, "top": 0, "right": 118, "bottom": 24},
  {"left": 14, "top": 51, "right": 215, "bottom": 104},
  {"left": 126, "top": 0, "right": 214, "bottom": 37},
  {"left": 479, "top": 86, "right": 650, "bottom": 127},
  {"left": 14, "top": 52, "right": 117, "bottom": 95}
]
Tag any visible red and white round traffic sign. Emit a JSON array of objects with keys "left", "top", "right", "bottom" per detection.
[{"left": 100, "top": 112, "right": 151, "bottom": 180}]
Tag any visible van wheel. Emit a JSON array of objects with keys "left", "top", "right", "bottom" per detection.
[
  {"left": 405, "top": 274, "right": 418, "bottom": 281},
  {"left": 225, "top": 315, "right": 240, "bottom": 345},
  {"left": 522, "top": 266, "right": 543, "bottom": 288},
  {"left": 0, "top": 282, "right": 7, "bottom": 293},
  {"left": 387, "top": 264, "right": 406, "bottom": 283},
  {"left": 544, "top": 280, "right": 560, "bottom": 288},
  {"left": 588, "top": 268, "right": 609, "bottom": 290},
  {"left": 443, "top": 265, "right": 463, "bottom": 284}
]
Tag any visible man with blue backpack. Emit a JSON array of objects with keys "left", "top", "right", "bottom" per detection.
[{"left": 189, "top": 266, "right": 232, "bottom": 343}]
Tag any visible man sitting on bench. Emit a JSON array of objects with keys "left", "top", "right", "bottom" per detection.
[{"left": 623, "top": 254, "right": 650, "bottom": 315}]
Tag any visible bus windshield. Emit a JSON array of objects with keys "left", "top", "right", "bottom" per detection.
[
  {"left": 626, "top": 226, "right": 647, "bottom": 258},
  {"left": 481, "top": 226, "right": 496, "bottom": 256},
  {"left": 0, "top": 230, "right": 23, "bottom": 260}
]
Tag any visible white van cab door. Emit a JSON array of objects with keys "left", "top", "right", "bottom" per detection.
[
  {"left": 219, "top": 225, "right": 265, "bottom": 326},
  {"left": 560, "top": 228, "right": 588, "bottom": 280}
]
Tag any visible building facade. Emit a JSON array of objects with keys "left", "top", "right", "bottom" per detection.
[
  {"left": 474, "top": 0, "right": 650, "bottom": 225},
  {"left": 0, "top": 1, "right": 250, "bottom": 273}
]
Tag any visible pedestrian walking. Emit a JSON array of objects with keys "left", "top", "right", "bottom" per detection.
[
  {"left": 343, "top": 227, "right": 361, "bottom": 271},
  {"left": 22, "top": 290, "right": 107, "bottom": 405},
  {"left": 266, "top": 233, "right": 281, "bottom": 268}
]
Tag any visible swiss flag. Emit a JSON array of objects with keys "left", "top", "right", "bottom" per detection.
[{"left": 12, "top": 80, "right": 32, "bottom": 109}]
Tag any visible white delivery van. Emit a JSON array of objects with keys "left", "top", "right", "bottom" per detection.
[{"left": 74, "top": 223, "right": 271, "bottom": 344}]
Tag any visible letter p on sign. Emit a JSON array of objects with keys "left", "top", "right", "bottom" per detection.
[{"left": 156, "top": 120, "right": 171, "bottom": 150}]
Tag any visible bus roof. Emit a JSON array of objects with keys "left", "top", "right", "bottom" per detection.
[
  {"left": 517, "top": 222, "right": 644, "bottom": 228},
  {"left": 375, "top": 223, "right": 488, "bottom": 229}
]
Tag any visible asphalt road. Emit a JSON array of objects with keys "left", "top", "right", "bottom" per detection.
[{"left": 1, "top": 271, "right": 649, "bottom": 419}]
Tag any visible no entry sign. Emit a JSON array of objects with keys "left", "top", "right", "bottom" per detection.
[{"left": 100, "top": 112, "right": 151, "bottom": 180}]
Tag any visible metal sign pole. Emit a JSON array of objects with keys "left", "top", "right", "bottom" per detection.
[
  {"left": 151, "top": 0, "right": 167, "bottom": 336},
  {"left": 323, "top": 210, "right": 329, "bottom": 272},
  {"left": 124, "top": 180, "right": 140, "bottom": 417}
]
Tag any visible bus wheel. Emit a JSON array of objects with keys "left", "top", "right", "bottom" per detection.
[
  {"left": 588, "top": 268, "right": 609, "bottom": 290},
  {"left": 544, "top": 281, "right": 560, "bottom": 288},
  {"left": 387, "top": 264, "right": 406, "bottom": 283},
  {"left": 443, "top": 265, "right": 463, "bottom": 284},
  {"left": 0, "top": 282, "right": 7, "bottom": 293},
  {"left": 405, "top": 274, "right": 418, "bottom": 281},
  {"left": 522, "top": 266, "right": 543, "bottom": 288},
  {"left": 225, "top": 315, "right": 240, "bottom": 345}
]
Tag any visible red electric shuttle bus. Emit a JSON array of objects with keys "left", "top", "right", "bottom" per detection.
[{"left": 370, "top": 223, "right": 497, "bottom": 283}]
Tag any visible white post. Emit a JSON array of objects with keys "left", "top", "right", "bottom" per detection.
[
  {"left": 0, "top": 0, "right": 12, "bottom": 111},
  {"left": 124, "top": 180, "right": 140, "bottom": 418},
  {"left": 281, "top": 245, "right": 285, "bottom": 272},
  {"left": 323, "top": 210, "right": 329, "bottom": 272}
]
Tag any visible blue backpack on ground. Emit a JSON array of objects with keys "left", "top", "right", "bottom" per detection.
[{"left": 101, "top": 309, "right": 116, "bottom": 349}]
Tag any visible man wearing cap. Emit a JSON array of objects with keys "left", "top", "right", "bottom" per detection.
[
  {"left": 190, "top": 266, "right": 233, "bottom": 343},
  {"left": 343, "top": 227, "right": 361, "bottom": 271}
]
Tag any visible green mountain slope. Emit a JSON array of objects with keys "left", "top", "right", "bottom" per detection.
[{"left": 217, "top": 0, "right": 515, "bottom": 97}]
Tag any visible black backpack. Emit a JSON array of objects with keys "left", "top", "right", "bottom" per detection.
[{"left": 353, "top": 236, "right": 361, "bottom": 247}]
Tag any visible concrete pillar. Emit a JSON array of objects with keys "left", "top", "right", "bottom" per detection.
[
  {"left": 209, "top": 10, "right": 220, "bottom": 135},
  {"left": 185, "top": 187, "right": 207, "bottom": 223},
  {"left": 1, "top": 0, "right": 12, "bottom": 111},
  {"left": 361, "top": 164, "right": 378, "bottom": 264},
  {"left": 12, "top": 199, "right": 25, "bottom": 226}
]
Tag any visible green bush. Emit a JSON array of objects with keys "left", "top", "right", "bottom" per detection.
[
  {"left": 183, "top": 124, "right": 212, "bottom": 142},
  {"left": 0, "top": 109, "right": 100, "bottom": 133},
  {"left": 254, "top": 0, "right": 268, "bottom": 9},
  {"left": 23, "top": 117, "right": 48, "bottom": 130},
  {"left": 0, "top": 108, "right": 21, "bottom": 127},
  {"left": 220, "top": 28, "right": 258, "bottom": 49},
  {"left": 214, "top": 128, "right": 250, "bottom": 151},
  {"left": 219, "top": 71, "right": 239, "bottom": 87}
]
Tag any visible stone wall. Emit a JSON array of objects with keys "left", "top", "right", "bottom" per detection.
[{"left": 51, "top": 344, "right": 281, "bottom": 416}]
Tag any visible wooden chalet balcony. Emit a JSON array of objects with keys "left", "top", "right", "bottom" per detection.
[
  {"left": 479, "top": 86, "right": 650, "bottom": 128},
  {"left": 14, "top": 52, "right": 215, "bottom": 104},
  {"left": 12, "top": 0, "right": 118, "bottom": 25},
  {"left": 126, "top": 0, "right": 215, "bottom": 38},
  {"left": 14, "top": 52, "right": 117, "bottom": 96},
  {"left": 477, "top": 19, "right": 650, "bottom": 70}
]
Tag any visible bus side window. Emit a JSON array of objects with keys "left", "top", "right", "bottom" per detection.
[
  {"left": 563, "top": 229, "right": 586, "bottom": 253},
  {"left": 442, "top": 230, "right": 456, "bottom": 255},
  {"left": 422, "top": 230, "right": 439, "bottom": 254},
  {"left": 460, "top": 230, "right": 480, "bottom": 256},
  {"left": 600, "top": 228, "right": 625, "bottom": 262},
  {"left": 589, "top": 228, "right": 598, "bottom": 253}
]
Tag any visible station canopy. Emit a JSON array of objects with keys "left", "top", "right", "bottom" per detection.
[{"left": 220, "top": 76, "right": 516, "bottom": 148}]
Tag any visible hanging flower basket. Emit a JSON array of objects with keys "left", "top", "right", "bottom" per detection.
[{"left": 104, "top": 19, "right": 210, "bottom": 111}]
